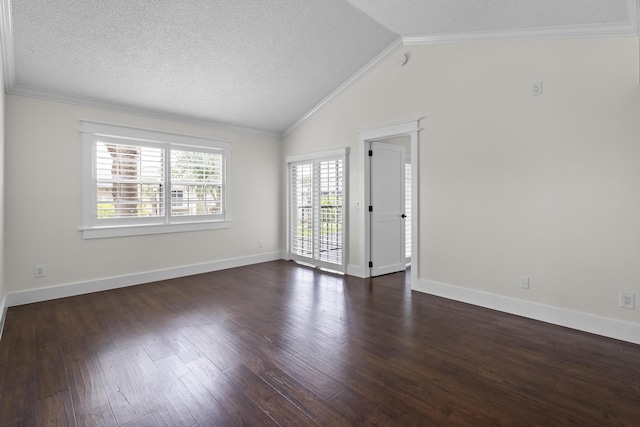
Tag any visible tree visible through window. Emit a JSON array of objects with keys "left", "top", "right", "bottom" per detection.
[{"left": 96, "top": 142, "right": 164, "bottom": 219}]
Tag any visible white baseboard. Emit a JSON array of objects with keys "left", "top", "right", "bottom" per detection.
[
  {"left": 414, "top": 278, "right": 640, "bottom": 345},
  {"left": 5, "top": 258, "right": 637, "bottom": 346},
  {"left": 6, "top": 252, "right": 284, "bottom": 307},
  {"left": 0, "top": 294, "right": 7, "bottom": 342}
]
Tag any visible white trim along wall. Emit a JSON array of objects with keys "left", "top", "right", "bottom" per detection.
[
  {"left": 4, "top": 252, "right": 283, "bottom": 307},
  {"left": 0, "top": 296, "right": 7, "bottom": 342},
  {"left": 415, "top": 278, "right": 640, "bottom": 345},
  {"left": 2, "top": 250, "right": 637, "bottom": 346}
]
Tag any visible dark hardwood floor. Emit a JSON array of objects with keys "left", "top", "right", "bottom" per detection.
[{"left": 0, "top": 260, "right": 638, "bottom": 426}]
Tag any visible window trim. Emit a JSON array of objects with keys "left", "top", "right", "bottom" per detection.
[{"left": 81, "top": 121, "right": 232, "bottom": 239}]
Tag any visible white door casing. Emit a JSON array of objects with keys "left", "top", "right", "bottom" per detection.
[{"left": 357, "top": 119, "right": 420, "bottom": 283}]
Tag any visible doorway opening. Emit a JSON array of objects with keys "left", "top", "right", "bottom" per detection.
[{"left": 358, "top": 119, "right": 420, "bottom": 283}]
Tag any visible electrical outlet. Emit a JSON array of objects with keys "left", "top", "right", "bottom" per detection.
[
  {"left": 258, "top": 240, "right": 264, "bottom": 249},
  {"left": 619, "top": 292, "right": 635, "bottom": 310},
  {"left": 531, "top": 81, "right": 543, "bottom": 96},
  {"left": 519, "top": 275, "right": 530, "bottom": 289},
  {"left": 34, "top": 264, "right": 46, "bottom": 278}
]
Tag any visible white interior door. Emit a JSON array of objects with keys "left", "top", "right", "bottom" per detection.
[{"left": 370, "top": 141, "right": 406, "bottom": 276}]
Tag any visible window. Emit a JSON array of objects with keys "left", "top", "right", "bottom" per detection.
[
  {"left": 82, "top": 121, "right": 231, "bottom": 238},
  {"left": 287, "top": 149, "right": 347, "bottom": 272}
]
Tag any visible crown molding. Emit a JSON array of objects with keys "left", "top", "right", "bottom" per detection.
[
  {"left": 8, "top": 84, "right": 281, "bottom": 138},
  {"left": 404, "top": 25, "right": 638, "bottom": 46},
  {"left": 2, "top": 0, "right": 638, "bottom": 138},
  {"left": 404, "top": 2, "right": 639, "bottom": 46},
  {"left": 283, "top": 38, "right": 404, "bottom": 138},
  {"left": 283, "top": 2, "right": 640, "bottom": 136},
  {"left": 0, "top": 0, "right": 280, "bottom": 138}
]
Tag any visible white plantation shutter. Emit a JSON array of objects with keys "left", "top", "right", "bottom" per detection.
[
  {"left": 170, "top": 148, "right": 224, "bottom": 218},
  {"left": 82, "top": 121, "right": 231, "bottom": 238},
  {"left": 290, "top": 162, "right": 314, "bottom": 258},
  {"left": 288, "top": 149, "right": 346, "bottom": 272},
  {"left": 95, "top": 139, "right": 165, "bottom": 220},
  {"left": 317, "top": 159, "right": 343, "bottom": 265}
]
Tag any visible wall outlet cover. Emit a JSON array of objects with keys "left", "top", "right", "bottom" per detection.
[
  {"left": 532, "top": 81, "right": 543, "bottom": 96},
  {"left": 619, "top": 292, "right": 635, "bottom": 310},
  {"left": 34, "top": 264, "right": 46, "bottom": 278}
]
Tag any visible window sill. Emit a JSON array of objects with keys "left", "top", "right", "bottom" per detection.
[{"left": 81, "top": 220, "right": 231, "bottom": 239}]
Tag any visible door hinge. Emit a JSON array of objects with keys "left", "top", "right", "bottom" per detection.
[
  {"left": 369, "top": 261, "right": 373, "bottom": 268},
  {"left": 368, "top": 205, "right": 373, "bottom": 212},
  {"left": 368, "top": 149, "right": 373, "bottom": 156}
]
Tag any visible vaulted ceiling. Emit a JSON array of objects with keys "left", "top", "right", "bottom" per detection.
[{"left": 1, "top": 0, "right": 638, "bottom": 135}]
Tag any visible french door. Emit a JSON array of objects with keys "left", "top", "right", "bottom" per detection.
[{"left": 288, "top": 150, "right": 346, "bottom": 272}]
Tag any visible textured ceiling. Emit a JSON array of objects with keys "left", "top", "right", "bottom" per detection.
[{"left": 2, "top": 0, "right": 638, "bottom": 135}]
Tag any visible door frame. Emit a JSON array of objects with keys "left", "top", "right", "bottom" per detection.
[{"left": 358, "top": 119, "right": 420, "bottom": 284}]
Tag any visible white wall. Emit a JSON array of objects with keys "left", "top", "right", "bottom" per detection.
[
  {"left": 284, "top": 37, "right": 640, "bottom": 331},
  {"left": 5, "top": 96, "right": 282, "bottom": 300}
]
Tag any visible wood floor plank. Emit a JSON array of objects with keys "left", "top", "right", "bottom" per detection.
[
  {"left": 35, "top": 341, "right": 69, "bottom": 400},
  {"left": 35, "top": 390, "right": 75, "bottom": 427},
  {"left": 1, "top": 308, "right": 36, "bottom": 390},
  {"left": 185, "top": 356, "right": 279, "bottom": 427},
  {"left": 327, "top": 387, "right": 379, "bottom": 425},
  {"left": 365, "top": 395, "right": 451, "bottom": 427},
  {"left": 243, "top": 355, "right": 352, "bottom": 426},
  {"left": 153, "top": 354, "right": 191, "bottom": 383},
  {"left": 65, "top": 355, "right": 110, "bottom": 414},
  {"left": 171, "top": 371, "right": 234, "bottom": 426},
  {"left": 92, "top": 342, "right": 150, "bottom": 426},
  {"left": 0, "top": 377, "right": 37, "bottom": 426},
  {"left": 74, "top": 403, "right": 117, "bottom": 427},
  {"left": 34, "top": 301, "right": 62, "bottom": 350},
  {"left": 235, "top": 328, "right": 345, "bottom": 401},
  {"left": 139, "top": 334, "right": 175, "bottom": 362},
  {"left": 1, "top": 260, "right": 639, "bottom": 426},
  {"left": 179, "top": 324, "right": 248, "bottom": 371},
  {"left": 119, "top": 346, "right": 196, "bottom": 427},
  {"left": 223, "top": 363, "right": 317, "bottom": 426},
  {"left": 153, "top": 328, "right": 204, "bottom": 366},
  {"left": 120, "top": 413, "right": 159, "bottom": 427}
]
